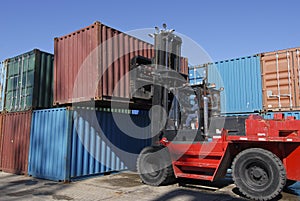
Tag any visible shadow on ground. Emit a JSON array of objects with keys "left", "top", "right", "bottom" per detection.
[
  {"left": 0, "top": 173, "right": 72, "bottom": 200},
  {"left": 150, "top": 188, "right": 245, "bottom": 201}
]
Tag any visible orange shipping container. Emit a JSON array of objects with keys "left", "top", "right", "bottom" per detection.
[
  {"left": 261, "top": 47, "right": 300, "bottom": 111},
  {"left": 0, "top": 111, "right": 32, "bottom": 174}
]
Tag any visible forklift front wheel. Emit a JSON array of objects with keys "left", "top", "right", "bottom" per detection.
[
  {"left": 232, "top": 148, "right": 286, "bottom": 201},
  {"left": 137, "top": 146, "right": 176, "bottom": 186}
]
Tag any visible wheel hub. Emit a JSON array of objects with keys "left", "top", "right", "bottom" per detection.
[{"left": 249, "top": 166, "right": 268, "bottom": 185}]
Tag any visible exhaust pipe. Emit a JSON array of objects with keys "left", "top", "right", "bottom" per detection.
[{"left": 203, "top": 96, "right": 209, "bottom": 137}]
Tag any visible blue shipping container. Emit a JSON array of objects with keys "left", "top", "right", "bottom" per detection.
[
  {"left": 207, "top": 55, "right": 262, "bottom": 114},
  {"left": 263, "top": 111, "right": 300, "bottom": 120},
  {"left": 189, "top": 66, "right": 206, "bottom": 85},
  {"left": 28, "top": 107, "right": 151, "bottom": 181}
]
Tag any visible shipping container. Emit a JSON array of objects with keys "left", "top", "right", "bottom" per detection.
[
  {"left": 54, "top": 21, "right": 188, "bottom": 105},
  {"left": 181, "top": 57, "right": 189, "bottom": 75},
  {"left": 263, "top": 111, "right": 300, "bottom": 120},
  {"left": 1, "top": 111, "right": 32, "bottom": 174},
  {"left": 189, "top": 65, "right": 206, "bottom": 85},
  {"left": 5, "top": 49, "right": 54, "bottom": 112},
  {"left": 28, "top": 107, "right": 151, "bottom": 181},
  {"left": 207, "top": 55, "right": 263, "bottom": 114},
  {"left": 0, "top": 61, "right": 7, "bottom": 111},
  {"left": 261, "top": 47, "right": 300, "bottom": 111},
  {"left": 0, "top": 113, "right": 4, "bottom": 170}
]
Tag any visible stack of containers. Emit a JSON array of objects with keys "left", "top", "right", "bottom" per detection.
[
  {"left": 27, "top": 21, "right": 154, "bottom": 180},
  {"left": 0, "top": 49, "right": 54, "bottom": 174},
  {"left": 189, "top": 47, "right": 300, "bottom": 119},
  {"left": 0, "top": 61, "right": 6, "bottom": 168},
  {"left": 27, "top": 21, "right": 189, "bottom": 181},
  {"left": 0, "top": 21, "right": 189, "bottom": 180}
]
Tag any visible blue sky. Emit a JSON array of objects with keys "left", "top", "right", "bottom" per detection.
[{"left": 0, "top": 0, "right": 299, "bottom": 63}]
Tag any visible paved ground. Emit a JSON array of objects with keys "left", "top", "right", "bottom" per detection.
[{"left": 0, "top": 171, "right": 299, "bottom": 201}]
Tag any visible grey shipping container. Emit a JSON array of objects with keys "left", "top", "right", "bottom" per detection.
[
  {"left": 0, "top": 61, "right": 7, "bottom": 111},
  {"left": 28, "top": 107, "right": 151, "bottom": 181},
  {"left": 5, "top": 49, "right": 54, "bottom": 112}
]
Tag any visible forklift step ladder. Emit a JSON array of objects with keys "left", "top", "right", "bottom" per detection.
[{"left": 171, "top": 138, "right": 229, "bottom": 182}]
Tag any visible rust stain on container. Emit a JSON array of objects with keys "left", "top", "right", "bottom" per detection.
[
  {"left": 0, "top": 113, "right": 4, "bottom": 170},
  {"left": 1, "top": 111, "right": 32, "bottom": 174},
  {"left": 261, "top": 47, "right": 300, "bottom": 111},
  {"left": 54, "top": 21, "right": 188, "bottom": 105}
]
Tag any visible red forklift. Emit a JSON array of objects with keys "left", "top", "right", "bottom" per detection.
[{"left": 130, "top": 24, "right": 300, "bottom": 201}]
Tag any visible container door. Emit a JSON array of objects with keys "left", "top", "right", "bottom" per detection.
[
  {"left": 6, "top": 53, "right": 35, "bottom": 112},
  {"left": 1, "top": 112, "right": 32, "bottom": 174},
  {"left": 261, "top": 49, "right": 298, "bottom": 111},
  {"left": 293, "top": 49, "right": 300, "bottom": 110},
  {"left": 0, "top": 114, "right": 4, "bottom": 169}
]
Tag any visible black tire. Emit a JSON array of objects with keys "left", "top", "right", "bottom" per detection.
[
  {"left": 137, "top": 146, "right": 176, "bottom": 186},
  {"left": 232, "top": 148, "right": 286, "bottom": 201}
]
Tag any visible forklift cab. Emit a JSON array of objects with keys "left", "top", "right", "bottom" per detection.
[{"left": 157, "top": 83, "right": 221, "bottom": 144}]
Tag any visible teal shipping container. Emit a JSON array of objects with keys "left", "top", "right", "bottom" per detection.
[
  {"left": 207, "top": 55, "right": 263, "bottom": 114},
  {"left": 28, "top": 107, "right": 151, "bottom": 181},
  {"left": 0, "top": 61, "right": 7, "bottom": 111},
  {"left": 5, "top": 49, "right": 54, "bottom": 112}
]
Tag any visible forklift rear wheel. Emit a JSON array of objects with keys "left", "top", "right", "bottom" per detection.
[
  {"left": 137, "top": 146, "right": 176, "bottom": 186},
  {"left": 232, "top": 148, "right": 286, "bottom": 201}
]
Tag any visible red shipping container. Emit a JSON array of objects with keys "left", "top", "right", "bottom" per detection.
[
  {"left": 181, "top": 57, "right": 189, "bottom": 75},
  {"left": 54, "top": 21, "right": 188, "bottom": 105},
  {"left": 1, "top": 111, "right": 32, "bottom": 174},
  {"left": 54, "top": 21, "right": 153, "bottom": 105},
  {"left": 0, "top": 114, "right": 4, "bottom": 170}
]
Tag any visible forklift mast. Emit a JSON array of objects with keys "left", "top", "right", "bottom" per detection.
[{"left": 130, "top": 24, "right": 221, "bottom": 143}]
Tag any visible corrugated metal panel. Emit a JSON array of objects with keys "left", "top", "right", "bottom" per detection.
[
  {"left": 208, "top": 55, "right": 263, "bottom": 114},
  {"left": 0, "top": 113, "right": 4, "bottom": 170},
  {"left": 28, "top": 107, "right": 151, "bottom": 181},
  {"left": 263, "top": 111, "right": 300, "bottom": 120},
  {"left": 28, "top": 108, "right": 71, "bottom": 181},
  {"left": 5, "top": 49, "right": 54, "bottom": 112},
  {"left": 1, "top": 111, "right": 32, "bottom": 174},
  {"left": 261, "top": 47, "right": 300, "bottom": 111},
  {"left": 0, "top": 61, "right": 7, "bottom": 111}
]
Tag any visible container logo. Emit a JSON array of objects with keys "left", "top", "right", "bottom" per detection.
[{"left": 71, "top": 26, "right": 226, "bottom": 175}]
